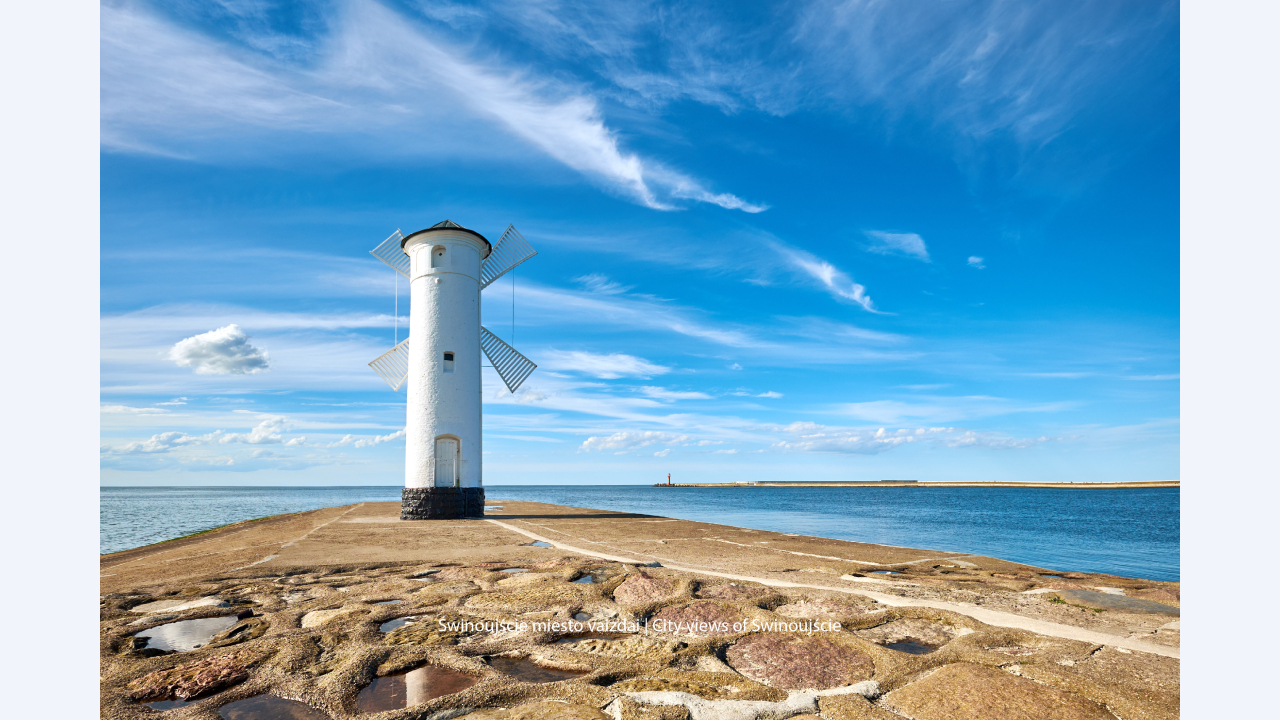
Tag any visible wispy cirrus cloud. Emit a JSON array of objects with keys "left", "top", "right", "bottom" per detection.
[
  {"left": 102, "top": 0, "right": 764, "bottom": 213},
  {"left": 768, "top": 240, "right": 880, "bottom": 312},
  {"left": 864, "top": 230, "right": 930, "bottom": 262},
  {"left": 539, "top": 350, "right": 670, "bottom": 379}
]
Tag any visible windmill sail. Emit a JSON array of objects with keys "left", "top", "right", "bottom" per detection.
[
  {"left": 480, "top": 326, "right": 537, "bottom": 393},
  {"left": 369, "top": 338, "right": 410, "bottom": 390},
  {"left": 480, "top": 225, "right": 537, "bottom": 289},
  {"left": 370, "top": 229, "right": 409, "bottom": 279}
]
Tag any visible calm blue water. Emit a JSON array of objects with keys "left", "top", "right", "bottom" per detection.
[{"left": 101, "top": 485, "right": 1179, "bottom": 582}]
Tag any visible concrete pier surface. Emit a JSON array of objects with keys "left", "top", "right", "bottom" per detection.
[{"left": 101, "top": 501, "right": 1179, "bottom": 720}]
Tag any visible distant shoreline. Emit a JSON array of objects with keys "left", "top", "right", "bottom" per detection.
[{"left": 653, "top": 480, "right": 1180, "bottom": 488}]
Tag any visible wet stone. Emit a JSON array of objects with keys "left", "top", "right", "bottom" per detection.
[
  {"left": 128, "top": 650, "right": 258, "bottom": 703},
  {"left": 613, "top": 573, "right": 677, "bottom": 606},
  {"left": 219, "top": 695, "right": 332, "bottom": 719},
  {"left": 649, "top": 602, "right": 743, "bottom": 637},
  {"left": 135, "top": 616, "right": 240, "bottom": 653},
  {"left": 372, "top": 600, "right": 402, "bottom": 605},
  {"left": 356, "top": 665, "right": 479, "bottom": 713},
  {"left": 490, "top": 657, "right": 588, "bottom": 683},
  {"left": 726, "top": 634, "right": 874, "bottom": 691}
]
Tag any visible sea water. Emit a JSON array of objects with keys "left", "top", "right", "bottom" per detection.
[{"left": 100, "top": 485, "right": 1179, "bottom": 581}]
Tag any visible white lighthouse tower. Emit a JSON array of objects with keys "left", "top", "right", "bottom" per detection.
[{"left": 365, "top": 220, "right": 538, "bottom": 519}]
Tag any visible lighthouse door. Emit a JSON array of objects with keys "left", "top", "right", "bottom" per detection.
[{"left": 435, "top": 437, "right": 459, "bottom": 487}]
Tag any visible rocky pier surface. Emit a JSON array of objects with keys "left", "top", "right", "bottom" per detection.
[{"left": 100, "top": 500, "right": 1179, "bottom": 719}]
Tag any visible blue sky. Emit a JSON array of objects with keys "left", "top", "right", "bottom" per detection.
[{"left": 99, "top": 0, "right": 1180, "bottom": 486}]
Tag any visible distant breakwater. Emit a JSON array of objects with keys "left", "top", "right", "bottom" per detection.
[{"left": 653, "top": 480, "right": 1180, "bottom": 488}]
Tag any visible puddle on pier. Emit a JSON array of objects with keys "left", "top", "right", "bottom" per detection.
[
  {"left": 499, "top": 568, "right": 529, "bottom": 573},
  {"left": 380, "top": 617, "right": 418, "bottom": 632},
  {"left": 355, "top": 665, "right": 479, "bottom": 713},
  {"left": 136, "top": 616, "right": 240, "bottom": 652},
  {"left": 572, "top": 575, "right": 602, "bottom": 584},
  {"left": 870, "top": 571, "right": 902, "bottom": 576},
  {"left": 572, "top": 612, "right": 591, "bottom": 622},
  {"left": 527, "top": 541, "right": 553, "bottom": 547},
  {"left": 883, "top": 639, "right": 938, "bottom": 655},
  {"left": 219, "top": 695, "right": 331, "bottom": 719},
  {"left": 372, "top": 600, "right": 402, "bottom": 605},
  {"left": 1040, "top": 574, "right": 1064, "bottom": 579},
  {"left": 146, "top": 698, "right": 198, "bottom": 711},
  {"left": 489, "top": 657, "right": 587, "bottom": 683}
]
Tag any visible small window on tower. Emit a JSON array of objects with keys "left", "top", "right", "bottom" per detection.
[
  {"left": 443, "top": 352, "right": 455, "bottom": 373},
  {"left": 431, "top": 246, "right": 447, "bottom": 269}
]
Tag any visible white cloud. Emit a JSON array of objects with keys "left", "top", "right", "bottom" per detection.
[
  {"left": 102, "top": 1, "right": 765, "bottom": 213},
  {"left": 968, "top": 256, "right": 986, "bottom": 269},
  {"left": 769, "top": 241, "right": 879, "bottom": 312},
  {"left": 101, "top": 405, "right": 169, "bottom": 415},
  {"left": 219, "top": 417, "right": 285, "bottom": 444},
  {"left": 729, "top": 363, "right": 743, "bottom": 370},
  {"left": 641, "top": 386, "right": 713, "bottom": 401},
  {"left": 653, "top": 448, "right": 672, "bottom": 457},
  {"left": 575, "top": 273, "right": 631, "bottom": 295},
  {"left": 756, "top": 391, "right": 783, "bottom": 398},
  {"left": 540, "top": 350, "right": 670, "bottom": 379},
  {"left": 865, "top": 230, "right": 930, "bottom": 262},
  {"left": 156, "top": 397, "right": 188, "bottom": 406},
  {"left": 168, "top": 324, "right": 270, "bottom": 375},
  {"left": 712, "top": 449, "right": 738, "bottom": 454},
  {"left": 580, "top": 431, "right": 691, "bottom": 453},
  {"left": 354, "top": 428, "right": 405, "bottom": 448}
]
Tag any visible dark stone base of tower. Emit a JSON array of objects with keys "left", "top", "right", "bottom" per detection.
[{"left": 400, "top": 487, "right": 485, "bottom": 520}]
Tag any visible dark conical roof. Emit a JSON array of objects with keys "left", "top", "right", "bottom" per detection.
[{"left": 401, "top": 220, "right": 492, "bottom": 256}]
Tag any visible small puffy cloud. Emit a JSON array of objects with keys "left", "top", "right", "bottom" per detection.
[
  {"left": 967, "top": 256, "right": 986, "bottom": 269},
  {"left": 575, "top": 273, "right": 631, "bottom": 295},
  {"left": 756, "top": 391, "right": 783, "bottom": 398},
  {"left": 729, "top": 363, "right": 743, "bottom": 370},
  {"left": 580, "top": 431, "right": 691, "bottom": 453},
  {"left": 641, "top": 386, "right": 712, "bottom": 401},
  {"left": 653, "top": 448, "right": 672, "bottom": 457},
  {"left": 156, "top": 397, "right": 189, "bottom": 406},
  {"left": 219, "top": 417, "right": 285, "bottom": 445},
  {"left": 865, "top": 230, "right": 930, "bottom": 262},
  {"left": 112, "top": 429, "right": 221, "bottom": 454},
  {"left": 168, "top": 324, "right": 270, "bottom": 375},
  {"left": 540, "top": 350, "right": 669, "bottom": 379},
  {"left": 712, "top": 449, "right": 738, "bottom": 454}
]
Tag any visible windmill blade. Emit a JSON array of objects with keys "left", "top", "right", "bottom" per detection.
[
  {"left": 369, "top": 338, "right": 410, "bottom": 391},
  {"left": 480, "top": 225, "right": 537, "bottom": 289},
  {"left": 370, "top": 228, "right": 409, "bottom": 279},
  {"left": 481, "top": 326, "right": 537, "bottom": 393}
]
